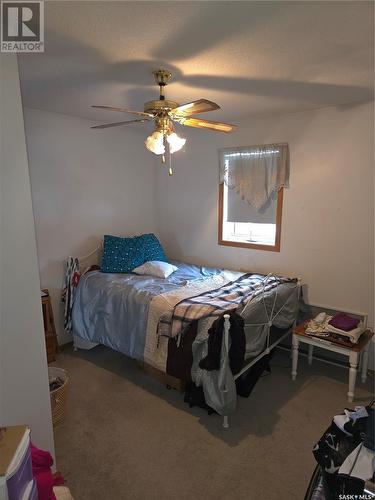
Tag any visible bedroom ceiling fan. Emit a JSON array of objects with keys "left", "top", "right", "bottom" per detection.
[{"left": 91, "top": 69, "right": 237, "bottom": 174}]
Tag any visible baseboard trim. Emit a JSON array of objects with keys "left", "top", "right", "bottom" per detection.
[
  {"left": 277, "top": 345, "right": 375, "bottom": 376},
  {"left": 58, "top": 341, "right": 73, "bottom": 351}
]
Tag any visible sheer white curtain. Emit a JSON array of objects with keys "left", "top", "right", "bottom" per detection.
[{"left": 219, "top": 144, "right": 290, "bottom": 211}]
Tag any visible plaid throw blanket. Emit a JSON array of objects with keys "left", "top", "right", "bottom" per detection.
[{"left": 157, "top": 273, "right": 295, "bottom": 339}]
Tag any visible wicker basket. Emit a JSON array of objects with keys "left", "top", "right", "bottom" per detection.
[{"left": 48, "top": 367, "right": 69, "bottom": 427}]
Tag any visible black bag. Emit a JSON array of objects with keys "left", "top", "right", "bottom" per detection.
[
  {"left": 312, "top": 406, "right": 372, "bottom": 498},
  {"left": 183, "top": 381, "right": 216, "bottom": 415},
  {"left": 235, "top": 350, "right": 274, "bottom": 398}
]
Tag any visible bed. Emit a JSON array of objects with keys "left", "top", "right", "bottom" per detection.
[{"left": 72, "top": 260, "right": 300, "bottom": 426}]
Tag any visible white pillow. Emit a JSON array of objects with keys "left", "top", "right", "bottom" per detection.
[{"left": 132, "top": 261, "right": 178, "bottom": 278}]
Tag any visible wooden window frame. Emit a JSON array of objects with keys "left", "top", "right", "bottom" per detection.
[{"left": 218, "top": 183, "right": 283, "bottom": 252}]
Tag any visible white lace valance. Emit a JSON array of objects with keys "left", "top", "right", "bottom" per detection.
[{"left": 219, "top": 143, "right": 290, "bottom": 211}]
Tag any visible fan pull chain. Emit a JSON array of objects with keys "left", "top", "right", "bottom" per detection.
[
  {"left": 168, "top": 154, "right": 173, "bottom": 176},
  {"left": 161, "top": 134, "right": 167, "bottom": 164},
  {"left": 167, "top": 139, "right": 173, "bottom": 175}
]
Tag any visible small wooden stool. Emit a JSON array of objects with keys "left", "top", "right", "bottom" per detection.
[
  {"left": 292, "top": 320, "right": 373, "bottom": 402},
  {"left": 41, "top": 289, "right": 58, "bottom": 363}
]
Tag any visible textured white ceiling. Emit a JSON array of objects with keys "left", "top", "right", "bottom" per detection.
[{"left": 19, "top": 1, "right": 374, "bottom": 124}]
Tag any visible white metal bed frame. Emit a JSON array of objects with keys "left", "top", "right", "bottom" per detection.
[
  {"left": 68, "top": 248, "right": 302, "bottom": 429},
  {"left": 221, "top": 276, "right": 302, "bottom": 429}
]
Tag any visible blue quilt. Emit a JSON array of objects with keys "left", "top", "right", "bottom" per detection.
[{"left": 72, "top": 261, "right": 220, "bottom": 360}]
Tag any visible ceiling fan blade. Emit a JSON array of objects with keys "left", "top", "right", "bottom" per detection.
[
  {"left": 177, "top": 117, "right": 237, "bottom": 133},
  {"left": 92, "top": 105, "right": 154, "bottom": 118},
  {"left": 91, "top": 119, "right": 150, "bottom": 129},
  {"left": 170, "top": 99, "right": 220, "bottom": 117}
]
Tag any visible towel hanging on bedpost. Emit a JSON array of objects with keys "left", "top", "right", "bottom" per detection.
[{"left": 61, "top": 257, "right": 80, "bottom": 332}]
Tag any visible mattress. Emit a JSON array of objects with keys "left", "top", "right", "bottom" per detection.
[{"left": 72, "top": 261, "right": 299, "bottom": 377}]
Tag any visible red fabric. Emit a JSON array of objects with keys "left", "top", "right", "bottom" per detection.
[
  {"left": 33, "top": 470, "right": 56, "bottom": 500},
  {"left": 53, "top": 472, "right": 65, "bottom": 487},
  {"left": 31, "top": 443, "right": 64, "bottom": 500},
  {"left": 72, "top": 271, "right": 81, "bottom": 287}
]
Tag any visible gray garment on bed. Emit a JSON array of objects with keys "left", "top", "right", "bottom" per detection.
[
  {"left": 191, "top": 317, "right": 237, "bottom": 415},
  {"left": 191, "top": 281, "right": 300, "bottom": 416},
  {"left": 241, "top": 281, "right": 300, "bottom": 359}
]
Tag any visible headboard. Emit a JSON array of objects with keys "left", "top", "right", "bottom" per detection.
[{"left": 73, "top": 241, "right": 103, "bottom": 271}]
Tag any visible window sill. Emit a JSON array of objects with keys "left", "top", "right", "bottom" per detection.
[{"left": 218, "top": 237, "right": 281, "bottom": 252}]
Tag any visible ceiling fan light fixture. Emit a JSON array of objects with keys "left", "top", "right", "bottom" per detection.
[
  {"left": 145, "top": 130, "right": 165, "bottom": 155},
  {"left": 166, "top": 132, "right": 186, "bottom": 154},
  {"left": 92, "top": 69, "right": 237, "bottom": 169}
]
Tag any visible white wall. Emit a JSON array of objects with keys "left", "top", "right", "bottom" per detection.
[
  {"left": 24, "top": 107, "right": 157, "bottom": 343},
  {"left": 0, "top": 55, "right": 55, "bottom": 455},
  {"left": 25, "top": 101, "right": 374, "bottom": 370},
  {"left": 156, "top": 102, "right": 374, "bottom": 329}
]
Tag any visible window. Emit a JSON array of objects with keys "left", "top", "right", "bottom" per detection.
[{"left": 218, "top": 144, "right": 289, "bottom": 252}]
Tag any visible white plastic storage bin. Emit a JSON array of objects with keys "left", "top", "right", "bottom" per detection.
[{"left": 0, "top": 427, "right": 36, "bottom": 500}]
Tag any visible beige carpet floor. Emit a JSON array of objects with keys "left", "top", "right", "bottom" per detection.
[{"left": 53, "top": 346, "right": 373, "bottom": 500}]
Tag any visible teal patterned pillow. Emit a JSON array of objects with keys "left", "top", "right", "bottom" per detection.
[
  {"left": 101, "top": 234, "right": 167, "bottom": 273},
  {"left": 139, "top": 233, "right": 167, "bottom": 263}
]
